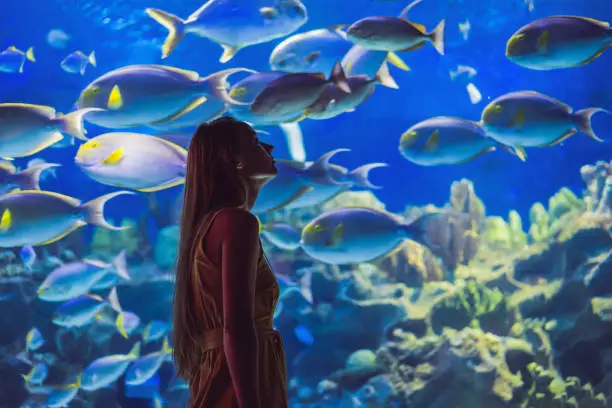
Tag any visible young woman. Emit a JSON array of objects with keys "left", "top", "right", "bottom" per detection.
[{"left": 173, "top": 116, "right": 287, "bottom": 408}]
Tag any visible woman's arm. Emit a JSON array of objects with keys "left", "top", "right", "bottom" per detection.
[{"left": 219, "top": 208, "right": 261, "bottom": 408}]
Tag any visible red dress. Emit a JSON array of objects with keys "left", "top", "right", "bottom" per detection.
[{"left": 187, "top": 210, "right": 289, "bottom": 408}]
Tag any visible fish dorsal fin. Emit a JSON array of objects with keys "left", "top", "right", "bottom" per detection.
[
  {"left": 536, "top": 30, "right": 550, "bottom": 55},
  {"left": 154, "top": 136, "right": 189, "bottom": 157},
  {"left": 220, "top": 44, "right": 241, "bottom": 63},
  {"left": 308, "top": 148, "right": 351, "bottom": 175},
  {"left": 5, "top": 190, "right": 81, "bottom": 206},
  {"left": 7, "top": 46, "right": 18, "bottom": 52},
  {"left": 10, "top": 103, "right": 56, "bottom": 117},
  {"left": 0, "top": 161, "right": 16, "bottom": 174},
  {"left": 518, "top": 91, "right": 572, "bottom": 112},
  {"left": 424, "top": 130, "right": 439, "bottom": 151},
  {"left": 550, "top": 15, "right": 610, "bottom": 28},
  {"left": 399, "top": 0, "right": 425, "bottom": 19},
  {"left": 83, "top": 258, "right": 109, "bottom": 268},
  {"left": 148, "top": 64, "right": 200, "bottom": 81},
  {"left": 410, "top": 22, "right": 427, "bottom": 34}
]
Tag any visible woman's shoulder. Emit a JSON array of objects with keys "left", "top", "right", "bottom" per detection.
[{"left": 209, "top": 207, "right": 259, "bottom": 238}]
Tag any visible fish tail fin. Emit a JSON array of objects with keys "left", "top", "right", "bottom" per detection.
[
  {"left": 374, "top": 61, "right": 399, "bottom": 89},
  {"left": 575, "top": 108, "right": 608, "bottom": 142},
  {"left": 429, "top": 19, "right": 446, "bottom": 55},
  {"left": 108, "top": 287, "right": 123, "bottom": 313},
  {"left": 81, "top": 191, "right": 135, "bottom": 230},
  {"left": 127, "top": 342, "right": 141, "bottom": 358},
  {"left": 57, "top": 108, "right": 101, "bottom": 141},
  {"left": 88, "top": 51, "right": 96, "bottom": 67},
  {"left": 66, "top": 373, "right": 82, "bottom": 390},
  {"left": 201, "top": 68, "right": 256, "bottom": 105},
  {"left": 330, "top": 61, "right": 351, "bottom": 93},
  {"left": 348, "top": 163, "right": 388, "bottom": 189},
  {"left": 14, "top": 163, "right": 61, "bottom": 190},
  {"left": 26, "top": 47, "right": 35, "bottom": 62},
  {"left": 145, "top": 8, "right": 186, "bottom": 59},
  {"left": 115, "top": 312, "right": 128, "bottom": 338},
  {"left": 112, "top": 250, "right": 130, "bottom": 280},
  {"left": 162, "top": 337, "right": 172, "bottom": 354},
  {"left": 279, "top": 123, "right": 306, "bottom": 161}
]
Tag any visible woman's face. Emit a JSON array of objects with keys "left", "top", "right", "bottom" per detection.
[{"left": 238, "top": 129, "right": 277, "bottom": 180}]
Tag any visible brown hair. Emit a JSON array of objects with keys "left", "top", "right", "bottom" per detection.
[{"left": 173, "top": 116, "right": 253, "bottom": 379}]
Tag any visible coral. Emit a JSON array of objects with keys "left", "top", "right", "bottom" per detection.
[
  {"left": 90, "top": 217, "right": 140, "bottom": 256},
  {"left": 321, "top": 190, "right": 386, "bottom": 211},
  {"left": 429, "top": 279, "right": 513, "bottom": 336},
  {"left": 520, "top": 363, "right": 608, "bottom": 408},
  {"left": 376, "top": 327, "right": 534, "bottom": 407},
  {"left": 529, "top": 203, "right": 550, "bottom": 244},
  {"left": 484, "top": 211, "right": 528, "bottom": 251},
  {"left": 153, "top": 225, "right": 180, "bottom": 270},
  {"left": 581, "top": 160, "right": 612, "bottom": 214},
  {"left": 375, "top": 240, "right": 445, "bottom": 287}
]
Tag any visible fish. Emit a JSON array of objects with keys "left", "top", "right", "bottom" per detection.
[
  {"left": 250, "top": 61, "right": 351, "bottom": 118},
  {"left": 146, "top": 97, "right": 227, "bottom": 131},
  {"left": 75, "top": 132, "right": 187, "bottom": 192},
  {"left": 506, "top": 16, "right": 612, "bottom": 70},
  {"left": 46, "top": 29, "right": 71, "bottom": 49},
  {"left": 0, "top": 161, "right": 60, "bottom": 196},
  {"left": 22, "top": 362, "right": 48, "bottom": 385},
  {"left": 399, "top": 116, "right": 524, "bottom": 166},
  {"left": 145, "top": 0, "right": 308, "bottom": 62},
  {"left": 26, "top": 327, "right": 45, "bottom": 352},
  {"left": 80, "top": 342, "right": 141, "bottom": 391},
  {"left": 45, "top": 375, "right": 81, "bottom": 408},
  {"left": 0, "top": 46, "right": 35, "bottom": 73},
  {"left": 300, "top": 207, "right": 438, "bottom": 264},
  {"left": 20, "top": 245, "right": 36, "bottom": 272},
  {"left": 76, "top": 65, "right": 253, "bottom": 129},
  {"left": 346, "top": 0, "right": 445, "bottom": 56},
  {"left": 269, "top": 25, "right": 353, "bottom": 75},
  {"left": 481, "top": 91, "right": 607, "bottom": 152},
  {"left": 119, "top": 311, "right": 141, "bottom": 338},
  {"left": 124, "top": 338, "right": 172, "bottom": 386},
  {"left": 306, "top": 62, "right": 398, "bottom": 120},
  {"left": 37, "top": 250, "right": 129, "bottom": 302},
  {"left": 142, "top": 320, "right": 171, "bottom": 344},
  {"left": 261, "top": 223, "right": 302, "bottom": 250},
  {"left": 0, "top": 104, "right": 100, "bottom": 158},
  {"left": 154, "top": 132, "right": 193, "bottom": 149},
  {"left": 252, "top": 148, "right": 347, "bottom": 213},
  {"left": 0, "top": 190, "right": 133, "bottom": 248},
  {"left": 52, "top": 287, "right": 123, "bottom": 329},
  {"left": 229, "top": 71, "right": 307, "bottom": 125},
  {"left": 60, "top": 51, "right": 96, "bottom": 75}
]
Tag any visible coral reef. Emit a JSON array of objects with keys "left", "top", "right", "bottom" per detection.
[{"left": 279, "top": 162, "right": 612, "bottom": 407}]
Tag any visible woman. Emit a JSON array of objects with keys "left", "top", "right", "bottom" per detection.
[{"left": 173, "top": 116, "right": 287, "bottom": 408}]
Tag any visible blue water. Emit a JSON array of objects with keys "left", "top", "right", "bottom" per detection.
[{"left": 1, "top": 0, "right": 612, "bottom": 406}]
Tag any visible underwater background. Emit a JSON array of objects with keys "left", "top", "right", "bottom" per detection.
[{"left": 1, "top": 0, "right": 612, "bottom": 406}]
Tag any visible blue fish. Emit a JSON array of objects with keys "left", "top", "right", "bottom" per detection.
[
  {"left": 270, "top": 26, "right": 353, "bottom": 76},
  {"left": 146, "top": 0, "right": 308, "bottom": 62},
  {"left": 124, "top": 338, "right": 172, "bottom": 386},
  {"left": 300, "top": 207, "right": 436, "bottom": 264},
  {"left": 22, "top": 362, "right": 48, "bottom": 385},
  {"left": 19, "top": 245, "right": 36, "bottom": 272},
  {"left": 294, "top": 324, "right": 314, "bottom": 345},
  {"left": 0, "top": 46, "right": 35, "bottom": 73},
  {"left": 261, "top": 223, "right": 301, "bottom": 250},
  {"left": 60, "top": 51, "right": 96, "bottom": 75}
]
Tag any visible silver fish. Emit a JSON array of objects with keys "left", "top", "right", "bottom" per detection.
[
  {"left": 146, "top": 0, "right": 308, "bottom": 62},
  {"left": 60, "top": 50, "right": 96, "bottom": 75},
  {"left": 75, "top": 132, "right": 187, "bottom": 192},
  {"left": 0, "top": 46, "right": 35, "bottom": 73}
]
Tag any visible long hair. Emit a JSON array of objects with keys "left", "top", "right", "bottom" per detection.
[{"left": 173, "top": 116, "right": 252, "bottom": 379}]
